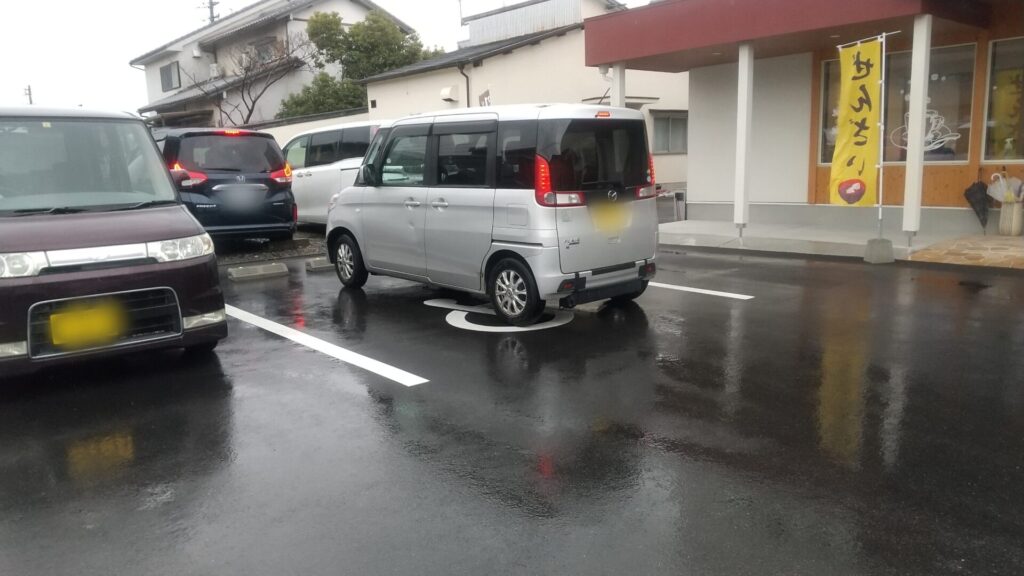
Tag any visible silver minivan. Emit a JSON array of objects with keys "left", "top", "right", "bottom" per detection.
[{"left": 325, "top": 104, "right": 658, "bottom": 325}]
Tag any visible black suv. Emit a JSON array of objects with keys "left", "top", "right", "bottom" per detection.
[{"left": 154, "top": 128, "right": 296, "bottom": 240}]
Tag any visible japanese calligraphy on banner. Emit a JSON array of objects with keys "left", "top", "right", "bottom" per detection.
[{"left": 830, "top": 39, "right": 882, "bottom": 206}]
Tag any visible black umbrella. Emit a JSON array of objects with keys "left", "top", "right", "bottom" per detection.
[{"left": 964, "top": 179, "right": 990, "bottom": 232}]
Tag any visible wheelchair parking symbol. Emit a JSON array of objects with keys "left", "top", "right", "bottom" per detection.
[{"left": 423, "top": 299, "right": 574, "bottom": 333}]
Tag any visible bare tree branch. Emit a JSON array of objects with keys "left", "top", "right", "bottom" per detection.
[{"left": 179, "top": 32, "right": 315, "bottom": 126}]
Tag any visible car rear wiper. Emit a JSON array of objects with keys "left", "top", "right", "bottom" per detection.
[
  {"left": 11, "top": 206, "right": 88, "bottom": 216},
  {"left": 110, "top": 199, "right": 181, "bottom": 211},
  {"left": 202, "top": 167, "right": 242, "bottom": 172}
]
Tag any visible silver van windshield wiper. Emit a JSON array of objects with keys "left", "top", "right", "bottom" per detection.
[{"left": 11, "top": 206, "right": 88, "bottom": 216}]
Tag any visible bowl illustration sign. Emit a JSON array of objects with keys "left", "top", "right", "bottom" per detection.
[{"left": 837, "top": 179, "right": 867, "bottom": 204}]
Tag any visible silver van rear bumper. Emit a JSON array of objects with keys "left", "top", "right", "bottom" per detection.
[{"left": 531, "top": 252, "right": 655, "bottom": 301}]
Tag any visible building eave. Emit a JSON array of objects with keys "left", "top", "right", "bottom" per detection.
[
  {"left": 362, "top": 24, "right": 582, "bottom": 85},
  {"left": 584, "top": 0, "right": 993, "bottom": 73}
]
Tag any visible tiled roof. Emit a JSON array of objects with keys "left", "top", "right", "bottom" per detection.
[
  {"left": 138, "top": 76, "right": 241, "bottom": 113},
  {"left": 130, "top": 0, "right": 413, "bottom": 66}
]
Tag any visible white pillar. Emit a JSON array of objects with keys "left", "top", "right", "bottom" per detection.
[
  {"left": 611, "top": 62, "right": 626, "bottom": 108},
  {"left": 734, "top": 43, "right": 754, "bottom": 231},
  {"left": 902, "top": 14, "right": 932, "bottom": 235}
]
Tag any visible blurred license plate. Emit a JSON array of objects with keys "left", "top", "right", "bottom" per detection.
[
  {"left": 50, "top": 303, "right": 124, "bottom": 348},
  {"left": 591, "top": 203, "right": 629, "bottom": 232},
  {"left": 221, "top": 186, "right": 263, "bottom": 209}
]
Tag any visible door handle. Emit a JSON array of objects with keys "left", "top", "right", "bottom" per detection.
[
  {"left": 404, "top": 200, "right": 422, "bottom": 208},
  {"left": 431, "top": 200, "right": 449, "bottom": 209},
  {"left": 294, "top": 172, "right": 305, "bottom": 178}
]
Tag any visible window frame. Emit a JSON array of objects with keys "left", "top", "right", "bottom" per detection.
[
  {"left": 159, "top": 61, "right": 181, "bottom": 93},
  {"left": 283, "top": 134, "right": 310, "bottom": 170},
  {"left": 431, "top": 120, "right": 497, "bottom": 189},
  {"left": 377, "top": 124, "right": 432, "bottom": 188},
  {"left": 817, "top": 42, "right": 978, "bottom": 167},
  {"left": 306, "top": 130, "right": 342, "bottom": 168},
  {"left": 496, "top": 120, "right": 538, "bottom": 190},
  {"left": 339, "top": 126, "right": 373, "bottom": 161},
  {"left": 433, "top": 131, "right": 497, "bottom": 189},
  {"left": 982, "top": 35, "right": 1024, "bottom": 165},
  {"left": 651, "top": 111, "right": 688, "bottom": 155}
]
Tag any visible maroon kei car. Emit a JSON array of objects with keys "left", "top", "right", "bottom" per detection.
[{"left": 0, "top": 108, "right": 227, "bottom": 377}]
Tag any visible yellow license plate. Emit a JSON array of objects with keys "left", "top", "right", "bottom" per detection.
[
  {"left": 50, "top": 303, "right": 125, "bottom": 348},
  {"left": 591, "top": 203, "right": 629, "bottom": 232}
]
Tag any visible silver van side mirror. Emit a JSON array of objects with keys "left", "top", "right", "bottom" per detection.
[{"left": 358, "top": 164, "right": 377, "bottom": 187}]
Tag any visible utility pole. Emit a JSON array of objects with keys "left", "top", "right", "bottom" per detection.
[
  {"left": 203, "top": 0, "right": 219, "bottom": 24},
  {"left": 24, "top": 85, "right": 33, "bottom": 105}
]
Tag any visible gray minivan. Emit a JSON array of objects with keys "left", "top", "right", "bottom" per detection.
[{"left": 325, "top": 104, "right": 658, "bottom": 326}]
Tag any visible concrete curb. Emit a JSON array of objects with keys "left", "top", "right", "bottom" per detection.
[
  {"left": 227, "top": 263, "right": 290, "bottom": 282},
  {"left": 305, "top": 257, "right": 334, "bottom": 272}
]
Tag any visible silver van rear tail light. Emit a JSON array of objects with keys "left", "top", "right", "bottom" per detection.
[{"left": 535, "top": 155, "right": 585, "bottom": 207}]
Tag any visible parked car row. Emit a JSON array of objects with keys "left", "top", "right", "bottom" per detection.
[{"left": 0, "top": 103, "right": 657, "bottom": 376}]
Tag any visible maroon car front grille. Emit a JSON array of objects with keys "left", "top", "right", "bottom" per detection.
[{"left": 28, "top": 288, "right": 183, "bottom": 358}]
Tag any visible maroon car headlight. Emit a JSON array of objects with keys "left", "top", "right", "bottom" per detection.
[
  {"left": 0, "top": 252, "right": 48, "bottom": 278},
  {"left": 145, "top": 233, "right": 214, "bottom": 263}
]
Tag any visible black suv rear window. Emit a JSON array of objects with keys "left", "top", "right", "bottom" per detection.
[
  {"left": 539, "top": 119, "right": 648, "bottom": 191},
  {"left": 177, "top": 134, "right": 285, "bottom": 173}
]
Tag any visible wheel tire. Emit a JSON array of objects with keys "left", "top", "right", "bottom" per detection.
[
  {"left": 489, "top": 258, "right": 545, "bottom": 326},
  {"left": 334, "top": 234, "right": 368, "bottom": 289},
  {"left": 185, "top": 340, "right": 219, "bottom": 355},
  {"left": 610, "top": 280, "right": 649, "bottom": 303}
]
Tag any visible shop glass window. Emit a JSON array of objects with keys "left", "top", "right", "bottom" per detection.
[
  {"left": 821, "top": 44, "right": 975, "bottom": 164},
  {"left": 985, "top": 38, "right": 1024, "bottom": 161}
]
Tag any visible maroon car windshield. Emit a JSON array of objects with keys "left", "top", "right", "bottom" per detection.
[{"left": 177, "top": 134, "right": 285, "bottom": 173}]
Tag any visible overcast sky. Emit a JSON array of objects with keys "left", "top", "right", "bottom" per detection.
[{"left": 0, "top": 0, "right": 648, "bottom": 113}]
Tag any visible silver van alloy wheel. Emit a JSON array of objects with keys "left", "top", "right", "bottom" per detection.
[
  {"left": 337, "top": 243, "right": 354, "bottom": 280},
  {"left": 495, "top": 269, "right": 528, "bottom": 317}
]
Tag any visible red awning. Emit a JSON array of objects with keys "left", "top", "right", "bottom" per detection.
[{"left": 584, "top": 0, "right": 991, "bottom": 72}]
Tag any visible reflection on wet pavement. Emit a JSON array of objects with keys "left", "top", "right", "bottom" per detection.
[{"left": 1, "top": 250, "right": 1023, "bottom": 575}]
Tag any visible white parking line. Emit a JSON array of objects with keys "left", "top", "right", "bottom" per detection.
[
  {"left": 225, "top": 304, "right": 429, "bottom": 387},
  {"left": 649, "top": 282, "right": 754, "bottom": 301}
]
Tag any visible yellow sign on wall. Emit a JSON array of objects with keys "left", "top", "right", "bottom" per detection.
[{"left": 830, "top": 39, "right": 883, "bottom": 206}]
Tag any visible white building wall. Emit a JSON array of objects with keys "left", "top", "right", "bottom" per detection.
[
  {"left": 144, "top": 51, "right": 216, "bottom": 103},
  {"left": 689, "top": 52, "right": 812, "bottom": 203},
  {"left": 367, "top": 30, "right": 690, "bottom": 184},
  {"left": 293, "top": 0, "right": 369, "bottom": 23},
  {"left": 140, "top": 0, "right": 371, "bottom": 115},
  {"left": 259, "top": 111, "right": 371, "bottom": 146}
]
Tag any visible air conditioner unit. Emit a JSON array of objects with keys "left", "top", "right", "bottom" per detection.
[
  {"left": 192, "top": 48, "right": 202, "bottom": 59},
  {"left": 440, "top": 85, "right": 460, "bottom": 103},
  {"left": 210, "top": 63, "right": 222, "bottom": 78}
]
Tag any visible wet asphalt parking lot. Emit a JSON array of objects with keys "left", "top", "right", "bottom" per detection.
[{"left": 2, "top": 247, "right": 1024, "bottom": 575}]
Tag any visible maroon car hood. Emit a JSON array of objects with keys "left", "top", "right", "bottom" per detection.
[{"left": 0, "top": 205, "right": 204, "bottom": 253}]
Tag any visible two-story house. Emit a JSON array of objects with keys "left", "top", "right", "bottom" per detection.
[
  {"left": 130, "top": 0, "right": 410, "bottom": 127},
  {"left": 362, "top": 0, "right": 690, "bottom": 187}
]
